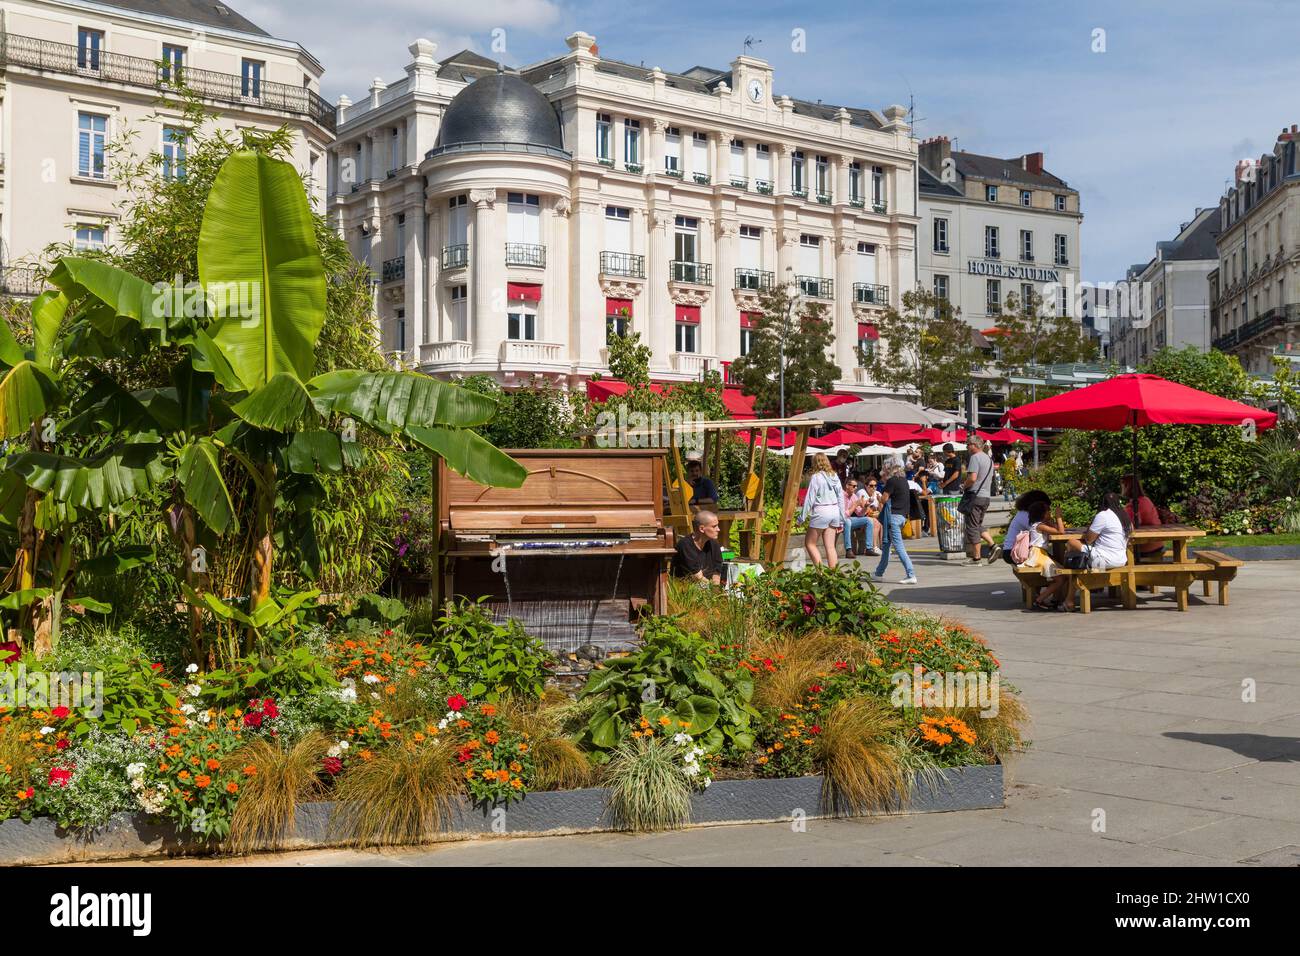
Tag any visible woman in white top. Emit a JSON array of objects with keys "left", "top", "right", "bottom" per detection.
[
  {"left": 798, "top": 453, "right": 847, "bottom": 569},
  {"left": 1060, "top": 493, "right": 1132, "bottom": 612}
]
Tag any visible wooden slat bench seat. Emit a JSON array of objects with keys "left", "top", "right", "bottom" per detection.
[
  {"left": 1192, "top": 550, "right": 1244, "bottom": 606},
  {"left": 1014, "top": 562, "right": 1212, "bottom": 613}
]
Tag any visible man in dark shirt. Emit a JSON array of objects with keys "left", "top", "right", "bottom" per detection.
[
  {"left": 686, "top": 459, "right": 719, "bottom": 507},
  {"left": 940, "top": 444, "right": 963, "bottom": 494},
  {"left": 672, "top": 510, "right": 723, "bottom": 584}
]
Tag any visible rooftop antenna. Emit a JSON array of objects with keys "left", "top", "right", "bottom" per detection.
[
  {"left": 900, "top": 81, "right": 925, "bottom": 143},
  {"left": 743, "top": 35, "right": 761, "bottom": 56}
]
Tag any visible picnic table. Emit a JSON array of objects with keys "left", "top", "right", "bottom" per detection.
[{"left": 1020, "top": 524, "right": 1238, "bottom": 613}]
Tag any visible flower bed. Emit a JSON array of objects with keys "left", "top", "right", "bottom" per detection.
[{"left": 0, "top": 567, "right": 1025, "bottom": 856}]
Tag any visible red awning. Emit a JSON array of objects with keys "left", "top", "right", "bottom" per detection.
[
  {"left": 586, "top": 380, "right": 864, "bottom": 426},
  {"left": 984, "top": 427, "right": 1038, "bottom": 444},
  {"left": 675, "top": 304, "right": 701, "bottom": 324},
  {"left": 507, "top": 282, "right": 541, "bottom": 302},
  {"left": 740, "top": 311, "right": 761, "bottom": 329},
  {"left": 606, "top": 297, "right": 632, "bottom": 317},
  {"left": 856, "top": 322, "right": 880, "bottom": 341},
  {"left": 1005, "top": 373, "right": 1278, "bottom": 431}
]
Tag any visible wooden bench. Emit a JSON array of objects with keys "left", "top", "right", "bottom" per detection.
[
  {"left": 1014, "top": 562, "right": 1211, "bottom": 613},
  {"left": 1192, "top": 550, "right": 1244, "bottom": 606}
]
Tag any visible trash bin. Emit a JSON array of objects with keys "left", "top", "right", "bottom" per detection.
[{"left": 935, "top": 496, "right": 965, "bottom": 553}]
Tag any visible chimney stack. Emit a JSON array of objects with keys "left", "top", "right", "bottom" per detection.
[
  {"left": 918, "top": 135, "right": 951, "bottom": 174},
  {"left": 1021, "top": 151, "right": 1044, "bottom": 175}
]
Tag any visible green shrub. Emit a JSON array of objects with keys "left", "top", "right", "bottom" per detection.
[
  {"left": 430, "top": 598, "right": 550, "bottom": 702},
  {"left": 745, "top": 564, "right": 892, "bottom": 638}
]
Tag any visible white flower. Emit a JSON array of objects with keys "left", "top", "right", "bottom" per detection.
[
  {"left": 185, "top": 663, "right": 199, "bottom": 674},
  {"left": 337, "top": 686, "right": 357, "bottom": 703},
  {"left": 701, "top": 777, "right": 712, "bottom": 789},
  {"left": 338, "top": 740, "right": 349, "bottom": 751},
  {"left": 362, "top": 674, "right": 381, "bottom": 685},
  {"left": 437, "top": 718, "right": 449, "bottom": 731},
  {"left": 126, "top": 762, "right": 146, "bottom": 778},
  {"left": 180, "top": 703, "right": 196, "bottom": 716},
  {"left": 327, "top": 745, "right": 341, "bottom": 758},
  {"left": 191, "top": 808, "right": 208, "bottom": 834},
  {"left": 185, "top": 683, "right": 202, "bottom": 698},
  {"left": 684, "top": 763, "right": 700, "bottom": 777},
  {"left": 197, "top": 711, "right": 211, "bottom": 724},
  {"left": 370, "top": 692, "right": 380, "bottom": 700},
  {"left": 673, "top": 732, "right": 692, "bottom": 745},
  {"left": 39, "top": 726, "right": 55, "bottom": 735}
]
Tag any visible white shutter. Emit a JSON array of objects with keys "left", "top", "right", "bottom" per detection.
[
  {"left": 740, "top": 234, "right": 761, "bottom": 270},
  {"left": 449, "top": 205, "right": 468, "bottom": 245},
  {"left": 730, "top": 142, "right": 745, "bottom": 178},
  {"left": 856, "top": 247, "right": 877, "bottom": 283},
  {"left": 799, "top": 242, "right": 819, "bottom": 277},
  {"left": 607, "top": 216, "right": 631, "bottom": 253},
  {"left": 755, "top": 148, "right": 772, "bottom": 182},
  {"left": 691, "top": 134, "right": 708, "bottom": 174}
]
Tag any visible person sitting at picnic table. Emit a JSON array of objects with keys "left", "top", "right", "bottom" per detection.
[
  {"left": 1122, "top": 475, "right": 1165, "bottom": 561},
  {"left": 841, "top": 477, "right": 880, "bottom": 559},
  {"left": 999, "top": 493, "right": 1070, "bottom": 610},
  {"left": 686, "top": 458, "right": 719, "bottom": 508},
  {"left": 1059, "top": 493, "right": 1133, "bottom": 612},
  {"left": 799, "top": 453, "right": 846, "bottom": 569},
  {"left": 671, "top": 509, "right": 723, "bottom": 585}
]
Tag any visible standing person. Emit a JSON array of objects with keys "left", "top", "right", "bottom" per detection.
[
  {"left": 961, "top": 436, "right": 999, "bottom": 565},
  {"left": 671, "top": 510, "right": 723, "bottom": 585},
  {"left": 939, "top": 444, "right": 962, "bottom": 495},
  {"left": 798, "top": 453, "right": 846, "bottom": 568},
  {"left": 873, "top": 459, "right": 919, "bottom": 585},
  {"left": 832, "top": 449, "right": 854, "bottom": 486}
]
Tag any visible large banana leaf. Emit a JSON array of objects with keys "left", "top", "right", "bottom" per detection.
[
  {"left": 309, "top": 370, "right": 499, "bottom": 431},
  {"left": 406, "top": 425, "right": 526, "bottom": 488},
  {"left": 198, "top": 151, "right": 326, "bottom": 389},
  {"left": 31, "top": 291, "right": 70, "bottom": 367},
  {"left": 232, "top": 373, "right": 316, "bottom": 431},
  {"left": 177, "top": 439, "right": 238, "bottom": 534},
  {"left": 0, "top": 308, "right": 25, "bottom": 368},
  {"left": 286, "top": 430, "right": 343, "bottom": 474},
  {"left": 48, "top": 258, "right": 166, "bottom": 335},
  {"left": 7, "top": 441, "right": 167, "bottom": 510},
  {"left": 0, "top": 361, "right": 60, "bottom": 439}
]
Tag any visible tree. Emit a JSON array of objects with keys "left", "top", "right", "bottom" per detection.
[
  {"left": 604, "top": 328, "right": 652, "bottom": 389},
  {"left": 864, "top": 288, "right": 982, "bottom": 409},
  {"left": 728, "top": 283, "right": 840, "bottom": 417},
  {"left": 992, "top": 289, "right": 1098, "bottom": 368}
]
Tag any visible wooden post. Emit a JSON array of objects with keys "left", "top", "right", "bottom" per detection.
[{"left": 770, "top": 426, "right": 809, "bottom": 566}]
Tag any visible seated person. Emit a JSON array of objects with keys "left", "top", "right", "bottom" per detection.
[
  {"left": 686, "top": 459, "right": 719, "bottom": 508},
  {"left": 1122, "top": 475, "right": 1164, "bottom": 561},
  {"left": 841, "top": 478, "right": 880, "bottom": 558},
  {"left": 671, "top": 510, "right": 723, "bottom": 584},
  {"left": 1059, "top": 494, "right": 1133, "bottom": 612}
]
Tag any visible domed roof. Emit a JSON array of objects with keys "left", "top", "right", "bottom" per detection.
[{"left": 431, "top": 72, "right": 567, "bottom": 158}]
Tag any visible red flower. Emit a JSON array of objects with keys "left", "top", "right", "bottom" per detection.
[
  {"left": 48, "top": 767, "right": 73, "bottom": 787},
  {"left": 447, "top": 694, "right": 468, "bottom": 712},
  {"left": 886, "top": 635, "right": 901, "bottom": 645},
  {"left": 55, "top": 738, "right": 70, "bottom": 751},
  {"left": 456, "top": 747, "right": 473, "bottom": 764},
  {"left": 809, "top": 725, "right": 822, "bottom": 735},
  {"left": 261, "top": 699, "right": 279, "bottom": 719},
  {"left": 800, "top": 594, "right": 817, "bottom": 615},
  {"left": 243, "top": 712, "right": 264, "bottom": 728},
  {"left": 0, "top": 641, "right": 20, "bottom": 664},
  {"left": 833, "top": 661, "right": 849, "bottom": 671},
  {"left": 321, "top": 757, "right": 342, "bottom": 776},
  {"left": 22, "top": 787, "right": 34, "bottom": 799},
  {"left": 807, "top": 684, "right": 823, "bottom": 694},
  {"left": 150, "top": 663, "right": 163, "bottom": 671},
  {"left": 50, "top": 705, "right": 71, "bottom": 720},
  {"left": 384, "top": 629, "right": 393, "bottom": 637}
]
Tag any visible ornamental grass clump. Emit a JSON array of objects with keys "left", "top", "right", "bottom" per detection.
[
  {"left": 816, "top": 697, "right": 906, "bottom": 816},
  {"left": 603, "top": 736, "right": 693, "bottom": 832},
  {"left": 330, "top": 741, "right": 459, "bottom": 846},
  {"left": 227, "top": 732, "right": 330, "bottom": 853},
  {"left": 498, "top": 697, "right": 592, "bottom": 791},
  {"left": 748, "top": 630, "right": 866, "bottom": 715}
]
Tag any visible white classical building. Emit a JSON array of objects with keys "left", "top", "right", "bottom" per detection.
[
  {"left": 0, "top": 0, "right": 332, "bottom": 295},
  {"left": 916, "top": 136, "right": 1083, "bottom": 327},
  {"left": 327, "top": 33, "right": 919, "bottom": 393}
]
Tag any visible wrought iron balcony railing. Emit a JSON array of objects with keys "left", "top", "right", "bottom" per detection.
[
  {"left": 849, "top": 197, "right": 865, "bottom": 208},
  {"left": 624, "top": 161, "right": 644, "bottom": 174},
  {"left": 735, "top": 268, "right": 774, "bottom": 292},
  {"left": 670, "top": 260, "right": 712, "bottom": 284},
  {"left": 600, "top": 251, "right": 645, "bottom": 278},
  {"left": 664, "top": 167, "right": 683, "bottom": 178},
  {"left": 853, "top": 282, "right": 888, "bottom": 305},
  {"left": 796, "top": 276, "right": 833, "bottom": 299},
  {"left": 0, "top": 31, "right": 336, "bottom": 132},
  {"left": 729, "top": 176, "right": 747, "bottom": 189},
  {"left": 815, "top": 192, "right": 832, "bottom": 205},
  {"left": 755, "top": 179, "right": 773, "bottom": 195},
  {"left": 790, "top": 187, "right": 808, "bottom": 199},
  {"left": 872, "top": 200, "right": 888, "bottom": 214},
  {"left": 692, "top": 172, "right": 710, "bottom": 185},
  {"left": 0, "top": 266, "right": 44, "bottom": 298},
  {"left": 441, "top": 243, "right": 469, "bottom": 269},
  {"left": 381, "top": 256, "right": 405, "bottom": 284},
  {"left": 505, "top": 243, "right": 546, "bottom": 267}
]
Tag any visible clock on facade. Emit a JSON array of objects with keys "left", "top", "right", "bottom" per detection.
[{"left": 747, "top": 79, "right": 764, "bottom": 103}]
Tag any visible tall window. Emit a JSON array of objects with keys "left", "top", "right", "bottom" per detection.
[
  {"left": 933, "top": 217, "right": 949, "bottom": 253},
  {"left": 450, "top": 285, "right": 468, "bottom": 339},
  {"left": 675, "top": 320, "right": 698, "bottom": 353},
  {"left": 1020, "top": 189, "right": 1032, "bottom": 207},
  {"left": 871, "top": 165, "right": 884, "bottom": 204},
  {"left": 623, "top": 119, "right": 641, "bottom": 165},
  {"left": 77, "top": 28, "right": 103, "bottom": 72},
  {"left": 241, "top": 59, "right": 264, "bottom": 99},
  {"left": 985, "top": 184, "right": 998, "bottom": 203},
  {"left": 507, "top": 301, "right": 537, "bottom": 341},
  {"left": 798, "top": 234, "right": 821, "bottom": 292},
  {"left": 1054, "top": 194, "right": 1067, "bottom": 211},
  {"left": 729, "top": 139, "right": 745, "bottom": 180},
  {"left": 606, "top": 299, "right": 631, "bottom": 340},
  {"left": 985, "top": 225, "right": 1000, "bottom": 259},
  {"left": 75, "top": 224, "right": 106, "bottom": 250},
  {"left": 395, "top": 308, "right": 406, "bottom": 352},
  {"left": 986, "top": 279, "right": 1002, "bottom": 315},
  {"left": 754, "top": 143, "right": 772, "bottom": 184},
  {"left": 1020, "top": 229, "right": 1033, "bottom": 261},
  {"left": 934, "top": 274, "right": 949, "bottom": 301},
  {"left": 507, "top": 192, "right": 541, "bottom": 244},
  {"left": 78, "top": 112, "right": 108, "bottom": 178},
  {"left": 596, "top": 113, "right": 612, "bottom": 161},
  {"left": 674, "top": 216, "right": 698, "bottom": 262},
  {"left": 447, "top": 194, "right": 468, "bottom": 249},
  {"left": 161, "top": 44, "right": 185, "bottom": 82},
  {"left": 1020, "top": 283, "right": 1034, "bottom": 312},
  {"left": 691, "top": 131, "right": 708, "bottom": 177},
  {"left": 814, "top": 154, "right": 829, "bottom": 196},
  {"left": 740, "top": 327, "right": 754, "bottom": 356},
  {"left": 856, "top": 241, "right": 877, "bottom": 287},
  {"left": 162, "top": 126, "right": 186, "bottom": 180},
  {"left": 1055, "top": 234, "right": 1069, "bottom": 265},
  {"left": 791, "top": 150, "right": 805, "bottom": 192},
  {"left": 664, "top": 126, "right": 681, "bottom": 172},
  {"left": 395, "top": 213, "right": 406, "bottom": 259},
  {"left": 849, "top": 161, "right": 862, "bottom": 201},
  {"left": 739, "top": 224, "right": 762, "bottom": 276},
  {"left": 605, "top": 205, "right": 631, "bottom": 253}
]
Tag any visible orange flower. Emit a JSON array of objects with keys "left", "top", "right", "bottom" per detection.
[
  {"left": 485, "top": 730, "right": 500, "bottom": 745},
  {"left": 225, "top": 781, "right": 238, "bottom": 794},
  {"left": 481, "top": 704, "right": 497, "bottom": 716},
  {"left": 177, "top": 770, "right": 192, "bottom": 781},
  {"left": 509, "top": 761, "right": 522, "bottom": 773},
  {"left": 413, "top": 732, "right": 426, "bottom": 742},
  {"left": 206, "top": 758, "right": 221, "bottom": 771},
  {"left": 195, "top": 774, "right": 212, "bottom": 788},
  {"left": 158, "top": 762, "right": 170, "bottom": 772},
  {"left": 359, "top": 749, "right": 374, "bottom": 761},
  {"left": 243, "top": 765, "right": 258, "bottom": 776},
  {"left": 510, "top": 778, "right": 523, "bottom": 789},
  {"left": 517, "top": 743, "right": 529, "bottom": 753}
]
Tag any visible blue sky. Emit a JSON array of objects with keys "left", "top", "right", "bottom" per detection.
[{"left": 245, "top": 0, "right": 1297, "bottom": 283}]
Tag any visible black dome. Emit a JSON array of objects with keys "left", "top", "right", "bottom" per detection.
[{"left": 431, "top": 73, "right": 567, "bottom": 158}]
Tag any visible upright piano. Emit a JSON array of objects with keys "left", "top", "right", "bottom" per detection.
[{"left": 434, "top": 449, "right": 674, "bottom": 659}]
